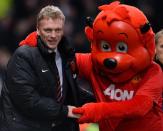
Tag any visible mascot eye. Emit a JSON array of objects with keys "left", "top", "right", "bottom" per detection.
[
  {"left": 116, "top": 42, "right": 128, "bottom": 53},
  {"left": 100, "top": 41, "right": 111, "bottom": 52}
]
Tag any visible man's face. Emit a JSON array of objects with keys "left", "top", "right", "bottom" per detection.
[{"left": 37, "top": 17, "right": 64, "bottom": 50}]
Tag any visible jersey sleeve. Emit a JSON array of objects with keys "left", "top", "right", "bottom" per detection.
[{"left": 136, "top": 62, "right": 163, "bottom": 106}]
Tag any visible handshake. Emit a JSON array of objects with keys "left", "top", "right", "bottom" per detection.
[{"left": 68, "top": 102, "right": 106, "bottom": 123}]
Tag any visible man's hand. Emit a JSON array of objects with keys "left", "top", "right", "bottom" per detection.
[
  {"left": 72, "top": 103, "right": 105, "bottom": 123},
  {"left": 67, "top": 106, "right": 81, "bottom": 118}
]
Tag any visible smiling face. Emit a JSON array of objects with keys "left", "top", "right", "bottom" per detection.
[
  {"left": 37, "top": 17, "right": 64, "bottom": 50},
  {"left": 91, "top": 20, "right": 151, "bottom": 82}
]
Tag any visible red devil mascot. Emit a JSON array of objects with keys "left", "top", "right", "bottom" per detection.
[
  {"left": 72, "top": 1, "right": 163, "bottom": 131},
  {"left": 19, "top": 1, "right": 163, "bottom": 131}
]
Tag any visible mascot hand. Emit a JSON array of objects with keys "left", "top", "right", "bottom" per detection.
[
  {"left": 73, "top": 102, "right": 107, "bottom": 123},
  {"left": 73, "top": 95, "right": 153, "bottom": 124}
]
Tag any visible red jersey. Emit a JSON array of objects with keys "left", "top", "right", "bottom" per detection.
[{"left": 76, "top": 53, "right": 163, "bottom": 131}]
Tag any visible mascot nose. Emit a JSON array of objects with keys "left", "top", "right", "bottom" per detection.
[{"left": 103, "top": 58, "right": 117, "bottom": 69}]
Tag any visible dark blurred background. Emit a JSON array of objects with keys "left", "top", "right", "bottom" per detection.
[{"left": 0, "top": 0, "right": 162, "bottom": 56}]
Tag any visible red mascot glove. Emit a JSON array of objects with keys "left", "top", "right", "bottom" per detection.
[
  {"left": 73, "top": 95, "right": 153, "bottom": 123},
  {"left": 73, "top": 102, "right": 108, "bottom": 123}
]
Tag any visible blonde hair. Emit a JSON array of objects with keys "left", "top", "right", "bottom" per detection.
[
  {"left": 37, "top": 5, "right": 65, "bottom": 26},
  {"left": 155, "top": 29, "right": 163, "bottom": 45}
]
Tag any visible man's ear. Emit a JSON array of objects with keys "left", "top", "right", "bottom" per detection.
[{"left": 85, "top": 26, "right": 93, "bottom": 41}]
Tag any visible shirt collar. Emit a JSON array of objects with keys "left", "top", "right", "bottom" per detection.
[{"left": 48, "top": 48, "right": 57, "bottom": 53}]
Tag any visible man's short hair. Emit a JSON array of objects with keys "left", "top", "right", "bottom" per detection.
[{"left": 37, "top": 5, "right": 65, "bottom": 26}]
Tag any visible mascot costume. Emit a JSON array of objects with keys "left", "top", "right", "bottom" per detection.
[
  {"left": 19, "top": 1, "right": 163, "bottom": 131},
  {"left": 73, "top": 1, "right": 163, "bottom": 131}
]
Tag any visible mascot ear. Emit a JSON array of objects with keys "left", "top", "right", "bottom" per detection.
[
  {"left": 85, "top": 26, "right": 93, "bottom": 41},
  {"left": 85, "top": 16, "right": 93, "bottom": 41}
]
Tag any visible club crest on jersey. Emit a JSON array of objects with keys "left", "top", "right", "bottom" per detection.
[{"left": 104, "top": 84, "right": 134, "bottom": 101}]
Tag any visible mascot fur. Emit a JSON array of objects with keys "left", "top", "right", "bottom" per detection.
[
  {"left": 19, "top": 1, "right": 163, "bottom": 131},
  {"left": 73, "top": 1, "right": 163, "bottom": 131}
]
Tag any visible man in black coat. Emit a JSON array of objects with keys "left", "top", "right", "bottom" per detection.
[{"left": 0, "top": 5, "right": 92, "bottom": 131}]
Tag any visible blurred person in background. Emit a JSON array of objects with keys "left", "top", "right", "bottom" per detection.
[
  {"left": 0, "top": 47, "right": 11, "bottom": 95},
  {"left": 0, "top": 47, "right": 11, "bottom": 126},
  {"left": 155, "top": 29, "right": 163, "bottom": 69},
  {"left": 0, "top": 5, "right": 95, "bottom": 131},
  {"left": 154, "top": 29, "right": 163, "bottom": 110}
]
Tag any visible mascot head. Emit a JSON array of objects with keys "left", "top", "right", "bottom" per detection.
[{"left": 85, "top": 1, "right": 155, "bottom": 83}]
